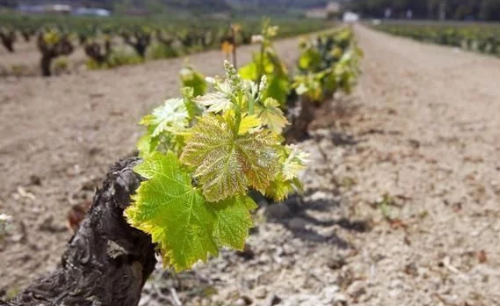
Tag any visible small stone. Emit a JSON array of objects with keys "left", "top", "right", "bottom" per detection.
[
  {"left": 236, "top": 295, "right": 253, "bottom": 306},
  {"left": 333, "top": 293, "right": 348, "bottom": 306},
  {"left": 389, "top": 279, "right": 403, "bottom": 289},
  {"left": 201, "top": 299, "right": 211, "bottom": 306},
  {"left": 138, "top": 293, "right": 151, "bottom": 306},
  {"left": 346, "top": 281, "right": 366, "bottom": 299},
  {"left": 29, "top": 175, "right": 42, "bottom": 186},
  {"left": 288, "top": 217, "right": 307, "bottom": 230},
  {"left": 254, "top": 286, "right": 268, "bottom": 299},
  {"left": 389, "top": 289, "right": 401, "bottom": 298},
  {"left": 236, "top": 244, "right": 255, "bottom": 260},
  {"left": 404, "top": 263, "right": 418, "bottom": 277},
  {"left": 235, "top": 299, "right": 247, "bottom": 306},
  {"left": 327, "top": 255, "right": 346, "bottom": 270},
  {"left": 265, "top": 294, "right": 282, "bottom": 306},
  {"left": 264, "top": 203, "right": 291, "bottom": 220},
  {"left": 322, "top": 286, "right": 340, "bottom": 303}
]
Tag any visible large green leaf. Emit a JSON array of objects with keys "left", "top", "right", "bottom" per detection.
[
  {"left": 125, "top": 151, "right": 257, "bottom": 271},
  {"left": 212, "top": 196, "right": 257, "bottom": 249}
]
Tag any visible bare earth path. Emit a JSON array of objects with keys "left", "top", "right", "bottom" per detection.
[
  {"left": 342, "top": 25, "right": 500, "bottom": 305},
  {"left": 1, "top": 25, "right": 500, "bottom": 306}
]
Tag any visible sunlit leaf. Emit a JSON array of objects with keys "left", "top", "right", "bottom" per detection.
[
  {"left": 238, "top": 114, "right": 261, "bottom": 135},
  {"left": 140, "top": 98, "right": 189, "bottom": 137},
  {"left": 180, "top": 114, "right": 280, "bottom": 201},
  {"left": 255, "top": 98, "right": 288, "bottom": 133},
  {"left": 195, "top": 92, "right": 233, "bottom": 113},
  {"left": 180, "top": 67, "right": 207, "bottom": 98},
  {"left": 125, "top": 152, "right": 256, "bottom": 271}
]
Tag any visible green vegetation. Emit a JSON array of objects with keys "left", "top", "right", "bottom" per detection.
[
  {"left": 127, "top": 22, "right": 362, "bottom": 272},
  {"left": 284, "top": 26, "right": 362, "bottom": 141},
  {"left": 0, "top": 0, "right": 336, "bottom": 15},
  {"left": 37, "top": 28, "right": 74, "bottom": 76},
  {"left": 0, "top": 213, "right": 11, "bottom": 240},
  {"left": 348, "top": 0, "right": 500, "bottom": 21},
  {"left": 127, "top": 61, "right": 308, "bottom": 271},
  {"left": 374, "top": 23, "right": 500, "bottom": 56},
  {"left": 239, "top": 19, "right": 291, "bottom": 106},
  {"left": 294, "top": 27, "right": 363, "bottom": 102},
  {"left": 0, "top": 14, "right": 333, "bottom": 76}
]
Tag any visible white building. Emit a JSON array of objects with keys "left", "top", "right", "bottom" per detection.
[{"left": 306, "top": 2, "right": 342, "bottom": 19}]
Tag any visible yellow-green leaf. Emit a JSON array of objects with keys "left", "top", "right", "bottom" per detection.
[
  {"left": 180, "top": 114, "right": 280, "bottom": 201},
  {"left": 238, "top": 114, "right": 261, "bottom": 135},
  {"left": 255, "top": 98, "right": 288, "bottom": 133}
]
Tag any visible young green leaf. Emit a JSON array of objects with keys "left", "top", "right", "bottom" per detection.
[
  {"left": 180, "top": 66, "right": 207, "bottom": 98},
  {"left": 140, "top": 98, "right": 189, "bottom": 137},
  {"left": 255, "top": 97, "right": 288, "bottom": 133},
  {"left": 194, "top": 92, "right": 232, "bottom": 113},
  {"left": 180, "top": 114, "right": 280, "bottom": 202},
  {"left": 282, "top": 144, "right": 309, "bottom": 180},
  {"left": 264, "top": 145, "right": 308, "bottom": 201},
  {"left": 238, "top": 113, "right": 261, "bottom": 135},
  {"left": 238, "top": 21, "right": 290, "bottom": 106},
  {"left": 265, "top": 175, "right": 297, "bottom": 201},
  {"left": 136, "top": 131, "right": 160, "bottom": 157}
]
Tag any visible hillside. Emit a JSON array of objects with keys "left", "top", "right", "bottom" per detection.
[
  {"left": 228, "top": 0, "right": 331, "bottom": 10},
  {"left": 3, "top": 0, "right": 341, "bottom": 11}
]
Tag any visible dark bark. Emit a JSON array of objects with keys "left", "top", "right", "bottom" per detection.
[
  {"left": 156, "top": 30, "right": 174, "bottom": 47},
  {"left": 85, "top": 40, "right": 112, "bottom": 65},
  {"left": 40, "top": 55, "right": 53, "bottom": 77},
  {"left": 1, "top": 157, "right": 156, "bottom": 306},
  {"left": 37, "top": 33, "right": 74, "bottom": 77},
  {"left": 179, "top": 33, "right": 195, "bottom": 49},
  {"left": 0, "top": 31, "right": 15, "bottom": 53},
  {"left": 122, "top": 32, "right": 151, "bottom": 59},
  {"left": 284, "top": 96, "right": 315, "bottom": 143},
  {"left": 21, "top": 30, "right": 35, "bottom": 43},
  {"left": 79, "top": 33, "right": 88, "bottom": 45}
]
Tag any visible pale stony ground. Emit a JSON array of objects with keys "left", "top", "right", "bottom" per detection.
[{"left": 1, "top": 25, "right": 500, "bottom": 306}]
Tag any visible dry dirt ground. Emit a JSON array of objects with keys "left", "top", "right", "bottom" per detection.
[{"left": 1, "top": 25, "right": 500, "bottom": 306}]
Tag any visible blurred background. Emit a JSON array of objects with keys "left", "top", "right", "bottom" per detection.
[{"left": 1, "top": 1, "right": 500, "bottom": 306}]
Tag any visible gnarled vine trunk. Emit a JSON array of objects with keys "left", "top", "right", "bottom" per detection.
[
  {"left": 37, "top": 33, "right": 74, "bottom": 77},
  {"left": 285, "top": 96, "right": 315, "bottom": 143},
  {"left": 0, "top": 31, "right": 15, "bottom": 53},
  {"left": 1, "top": 157, "right": 156, "bottom": 306},
  {"left": 40, "top": 54, "right": 53, "bottom": 77}
]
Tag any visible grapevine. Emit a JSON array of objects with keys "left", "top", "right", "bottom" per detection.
[
  {"left": 127, "top": 61, "right": 307, "bottom": 271},
  {"left": 374, "top": 23, "right": 500, "bottom": 56},
  {"left": 239, "top": 19, "right": 291, "bottom": 106},
  {"left": 293, "top": 27, "right": 363, "bottom": 102}
]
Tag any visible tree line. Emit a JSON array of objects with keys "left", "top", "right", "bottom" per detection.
[{"left": 348, "top": 0, "right": 500, "bottom": 21}]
